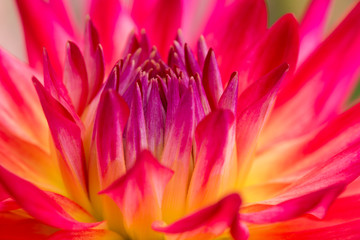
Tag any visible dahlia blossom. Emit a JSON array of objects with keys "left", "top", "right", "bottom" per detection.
[{"left": 1, "top": 0, "right": 360, "bottom": 239}]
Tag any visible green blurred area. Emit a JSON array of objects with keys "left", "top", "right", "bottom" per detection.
[{"left": 267, "top": 0, "right": 360, "bottom": 105}]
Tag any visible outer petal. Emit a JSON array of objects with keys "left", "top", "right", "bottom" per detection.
[
  {"left": 33, "top": 79, "right": 91, "bottom": 212},
  {"left": 90, "top": 0, "right": 135, "bottom": 67},
  {"left": 15, "top": 0, "right": 77, "bottom": 74},
  {"left": 242, "top": 141, "right": 360, "bottom": 223},
  {"left": 0, "top": 166, "right": 99, "bottom": 230},
  {"left": 0, "top": 49, "right": 48, "bottom": 147},
  {"left": 187, "top": 109, "right": 236, "bottom": 211},
  {"left": 100, "top": 150, "right": 173, "bottom": 239},
  {"left": 241, "top": 14, "right": 299, "bottom": 89},
  {"left": 153, "top": 194, "right": 245, "bottom": 240},
  {"left": 298, "top": 0, "right": 332, "bottom": 64},
  {"left": 204, "top": 0, "right": 267, "bottom": 84},
  {"left": 264, "top": 2, "right": 360, "bottom": 145},
  {"left": 235, "top": 64, "right": 288, "bottom": 186}
]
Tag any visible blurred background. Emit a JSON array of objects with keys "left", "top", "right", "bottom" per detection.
[{"left": 0, "top": 0, "right": 358, "bottom": 62}]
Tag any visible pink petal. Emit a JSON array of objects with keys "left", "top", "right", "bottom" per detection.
[
  {"left": 90, "top": 0, "right": 135, "bottom": 68},
  {"left": 185, "top": 43, "right": 202, "bottom": 77},
  {"left": 218, "top": 72, "right": 239, "bottom": 113},
  {"left": 145, "top": 80, "right": 165, "bottom": 159},
  {"left": 298, "top": 0, "right": 332, "bottom": 64},
  {"left": 202, "top": 48, "right": 223, "bottom": 109},
  {"left": 15, "top": 0, "right": 77, "bottom": 74},
  {"left": 266, "top": 2, "right": 360, "bottom": 144},
  {"left": 0, "top": 49, "right": 48, "bottom": 147},
  {"left": 124, "top": 83, "right": 148, "bottom": 169},
  {"left": 128, "top": 0, "right": 182, "bottom": 57},
  {"left": 161, "top": 87, "right": 195, "bottom": 222},
  {"left": 92, "top": 89, "right": 129, "bottom": 187},
  {"left": 100, "top": 150, "right": 173, "bottom": 239},
  {"left": 84, "top": 19, "right": 105, "bottom": 102},
  {"left": 235, "top": 64, "right": 288, "bottom": 186},
  {"left": 204, "top": 0, "right": 267, "bottom": 85},
  {"left": 242, "top": 14, "right": 299, "bottom": 89},
  {"left": 0, "top": 166, "right": 99, "bottom": 230},
  {"left": 153, "top": 194, "right": 245, "bottom": 240},
  {"left": 187, "top": 109, "right": 235, "bottom": 210},
  {"left": 63, "top": 41, "right": 89, "bottom": 115},
  {"left": 242, "top": 141, "right": 360, "bottom": 224},
  {"left": 33, "top": 79, "right": 91, "bottom": 210}
]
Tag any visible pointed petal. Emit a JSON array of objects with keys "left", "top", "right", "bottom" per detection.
[
  {"left": 204, "top": 0, "right": 267, "bottom": 84},
  {"left": 161, "top": 87, "right": 195, "bottom": 222},
  {"left": 235, "top": 64, "right": 288, "bottom": 186},
  {"left": 299, "top": 0, "right": 332, "bottom": 64},
  {"left": 0, "top": 166, "right": 98, "bottom": 230},
  {"left": 90, "top": 0, "right": 135, "bottom": 67},
  {"left": 243, "top": 14, "right": 299, "bottom": 88},
  {"left": 218, "top": 72, "right": 239, "bottom": 113},
  {"left": 63, "top": 41, "right": 89, "bottom": 115},
  {"left": 267, "top": 2, "right": 360, "bottom": 144},
  {"left": 145, "top": 80, "right": 165, "bottom": 159},
  {"left": 202, "top": 49, "right": 223, "bottom": 109},
  {"left": 153, "top": 194, "right": 244, "bottom": 240},
  {"left": 185, "top": 43, "right": 202, "bottom": 77},
  {"left": 0, "top": 49, "right": 48, "bottom": 147},
  {"left": 187, "top": 109, "right": 235, "bottom": 210},
  {"left": 124, "top": 83, "right": 147, "bottom": 168},
  {"left": 15, "top": 0, "right": 76, "bottom": 74},
  {"left": 84, "top": 19, "right": 105, "bottom": 101},
  {"left": 101, "top": 150, "right": 173, "bottom": 239},
  {"left": 33, "top": 79, "right": 90, "bottom": 211},
  {"left": 197, "top": 35, "right": 208, "bottom": 69},
  {"left": 92, "top": 90, "right": 129, "bottom": 187}
]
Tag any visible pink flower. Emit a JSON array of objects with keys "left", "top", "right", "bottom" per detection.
[{"left": 1, "top": 0, "right": 360, "bottom": 239}]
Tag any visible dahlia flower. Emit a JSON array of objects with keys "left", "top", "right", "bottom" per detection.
[{"left": 1, "top": 0, "right": 360, "bottom": 239}]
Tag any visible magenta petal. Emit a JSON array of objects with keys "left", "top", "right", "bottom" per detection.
[
  {"left": 153, "top": 194, "right": 245, "bottom": 240},
  {"left": 299, "top": 0, "right": 332, "bottom": 64},
  {"left": 124, "top": 83, "right": 148, "bottom": 169},
  {"left": 33, "top": 79, "right": 89, "bottom": 208},
  {"left": 218, "top": 72, "right": 239, "bottom": 113},
  {"left": 202, "top": 49, "right": 223, "bottom": 109},
  {"left": 185, "top": 43, "right": 202, "bottom": 77},
  {"left": 16, "top": 0, "right": 76, "bottom": 74},
  {"left": 63, "top": 42, "right": 89, "bottom": 115},
  {"left": 0, "top": 166, "right": 98, "bottom": 230},
  {"left": 100, "top": 150, "right": 173, "bottom": 239},
  {"left": 204, "top": 0, "right": 267, "bottom": 84},
  {"left": 92, "top": 90, "right": 129, "bottom": 185},
  {"left": 84, "top": 19, "right": 105, "bottom": 102}
]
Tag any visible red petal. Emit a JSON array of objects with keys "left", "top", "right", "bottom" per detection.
[
  {"left": 0, "top": 166, "right": 98, "bottom": 230},
  {"left": 153, "top": 194, "right": 244, "bottom": 240},
  {"left": 48, "top": 229, "right": 121, "bottom": 240},
  {"left": 100, "top": 150, "right": 173, "bottom": 239}
]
